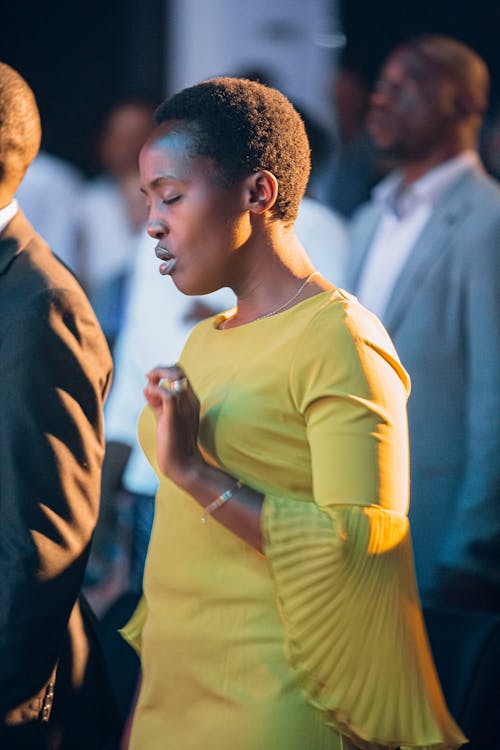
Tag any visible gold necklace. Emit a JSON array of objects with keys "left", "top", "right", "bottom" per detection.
[{"left": 221, "top": 271, "right": 319, "bottom": 329}]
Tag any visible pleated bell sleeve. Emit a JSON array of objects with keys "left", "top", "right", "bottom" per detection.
[{"left": 262, "top": 298, "right": 467, "bottom": 750}]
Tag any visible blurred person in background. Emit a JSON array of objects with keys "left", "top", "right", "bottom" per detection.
[
  {"left": 78, "top": 99, "right": 155, "bottom": 351},
  {"left": 294, "top": 105, "right": 348, "bottom": 286},
  {"left": 15, "top": 150, "right": 82, "bottom": 275},
  {"left": 346, "top": 35, "right": 500, "bottom": 612},
  {"left": 480, "top": 105, "right": 500, "bottom": 181},
  {"left": 321, "top": 62, "right": 382, "bottom": 218}
]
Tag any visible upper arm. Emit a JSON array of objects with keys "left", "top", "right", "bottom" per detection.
[{"left": 291, "top": 303, "right": 410, "bottom": 513}]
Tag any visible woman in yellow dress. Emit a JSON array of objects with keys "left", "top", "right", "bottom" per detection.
[{"left": 121, "top": 77, "right": 466, "bottom": 750}]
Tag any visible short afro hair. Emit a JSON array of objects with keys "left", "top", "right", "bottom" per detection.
[
  {"left": 154, "top": 77, "right": 311, "bottom": 223},
  {"left": 0, "top": 62, "right": 41, "bottom": 185}
]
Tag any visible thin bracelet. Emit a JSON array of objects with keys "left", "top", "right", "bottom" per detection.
[{"left": 200, "top": 480, "right": 243, "bottom": 523}]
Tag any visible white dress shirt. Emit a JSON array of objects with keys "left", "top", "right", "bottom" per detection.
[
  {"left": 0, "top": 199, "right": 19, "bottom": 233},
  {"left": 295, "top": 195, "right": 348, "bottom": 286},
  {"left": 356, "top": 151, "right": 480, "bottom": 318}
]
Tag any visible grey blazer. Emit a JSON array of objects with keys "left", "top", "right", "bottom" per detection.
[{"left": 346, "top": 165, "right": 500, "bottom": 610}]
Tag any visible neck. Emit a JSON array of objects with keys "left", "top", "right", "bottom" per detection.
[
  {"left": 401, "top": 137, "right": 476, "bottom": 186},
  {"left": 0, "top": 190, "right": 15, "bottom": 210},
  {"left": 223, "top": 223, "right": 324, "bottom": 327}
]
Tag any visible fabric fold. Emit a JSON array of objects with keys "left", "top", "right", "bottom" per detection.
[
  {"left": 119, "top": 595, "right": 147, "bottom": 656},
  {"left": 262, "top": 497, "right": 467, "bottom": 750}
]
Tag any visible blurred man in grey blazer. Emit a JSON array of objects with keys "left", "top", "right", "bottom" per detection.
[{"left": 346, "top": 36, "right": 500, "bottom": 612}]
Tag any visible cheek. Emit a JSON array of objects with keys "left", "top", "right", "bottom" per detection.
[
  {"left": 395, "top": 97, "right": 436, "bottom": 139},
  {"left": 223, "top": 212, "right": 252, "bottom": 250},
  {"left": 397, "top": 90, "right": 422, "bottom": 112}
]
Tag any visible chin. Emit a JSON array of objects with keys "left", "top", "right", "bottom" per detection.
[
  {"left": 368, "top": 124, "right": 401, "bottom": 154},
  {"left": 372, "top": 138, "right": 409, "bottom": 161},
  {"left": 172, "top": 274, "right": 223, "bottom": 297}
]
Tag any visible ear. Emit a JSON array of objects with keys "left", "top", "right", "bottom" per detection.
[
  {"left": 244, "top": 170, "right": 279, "bottom": 215},
  {"left": 453, "top": 92, "right": 480, "bottom": 120}
]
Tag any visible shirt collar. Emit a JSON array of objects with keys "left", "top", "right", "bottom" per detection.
[
  {"left": 374, "top": 151, "right": 480, "bottom": 218},
  {"left": 0, "top": 199, "right": 19, "bottom": 234}
]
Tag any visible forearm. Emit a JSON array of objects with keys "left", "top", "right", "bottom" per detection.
[
  {"left": 145, "top": 365, "right": 265, "bottom": 549},
  {"left": 177, "top": 461, "right": 265, "bottom": 551}
]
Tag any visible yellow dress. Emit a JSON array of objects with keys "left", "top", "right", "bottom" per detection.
[{"left": 122, "top": 289, "right": 466, "bottom": 750}]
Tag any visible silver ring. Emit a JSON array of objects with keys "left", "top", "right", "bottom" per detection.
[{"left": 160, "top": 376, "right": 188, "bottom": 394}]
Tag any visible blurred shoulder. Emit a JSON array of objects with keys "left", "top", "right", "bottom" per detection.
[{"left": 467, "top": 167, "right": 500, "bottom": 216}]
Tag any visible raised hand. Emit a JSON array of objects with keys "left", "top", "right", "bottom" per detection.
[{"left": 144, "top": 364, "right": 203, "bottom": 483}]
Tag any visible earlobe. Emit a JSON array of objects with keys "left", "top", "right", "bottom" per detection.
[{"left": 246, "top": 170, "right": 278, "bottom": 214}]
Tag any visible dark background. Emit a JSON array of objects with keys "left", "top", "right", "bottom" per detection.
[
  {"left": 340, "top": 0, "right": 500, "bottom": 100},
  {"left": 1, "top": 0, "right": 499, "bottom": 175},
  {"left": 0, "top": 0, "right": 166, "bottom": 175}
]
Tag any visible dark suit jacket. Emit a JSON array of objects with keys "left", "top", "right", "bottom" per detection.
[{"left": 0, "top": 211, "right": 118, "bottom": 748}]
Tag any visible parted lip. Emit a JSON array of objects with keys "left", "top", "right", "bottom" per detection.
[{"left": 155, "top": 244, "right": 173, "bottom": 261}]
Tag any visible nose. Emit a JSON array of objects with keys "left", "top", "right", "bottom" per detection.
[
  {"left": 370, "top": 89, "right": 388, "bottom": 110},
  {"left": 370, "top": 79, "right": 397, "bottom": 111},
  {"left": 146, "top": 214, "right": 168, "bottom": 240}
]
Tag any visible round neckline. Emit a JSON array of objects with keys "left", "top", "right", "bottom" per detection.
[{"left": 213, "top": 289, "right": 338, "bottom": 332}]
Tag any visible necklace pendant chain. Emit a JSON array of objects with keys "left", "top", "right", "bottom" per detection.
[
  {"left": 256, "top": 271, "right": 319, "bottom": 321},
  {"left": 220, "top": 270, "right": 319, "bottom": 329}
]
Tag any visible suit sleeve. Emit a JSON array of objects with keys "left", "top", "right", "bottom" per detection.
[
  {"left": 436, "top": 217, "right": 500, "bottom": 608},
  {"left": 0, "top": 286, "right": 111, "bottom": 717}
]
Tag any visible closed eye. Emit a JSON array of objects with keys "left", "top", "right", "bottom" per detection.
[{"left": 163, "top": 195, "right": 181, "bottom": 205}]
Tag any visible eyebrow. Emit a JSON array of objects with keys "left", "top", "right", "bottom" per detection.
[
  {"left": 151, "top": 175, "right": 178, "bottom": 187},
  {"left": 140, "top": 175, "right": 179, "bottom": 194}
]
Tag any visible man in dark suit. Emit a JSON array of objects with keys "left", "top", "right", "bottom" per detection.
[
  {"left": 346, "top": 36, "right": 500, "bottom": 612},
  {"left": 0, "top": 63, "right": 119, "bottom": 748}
]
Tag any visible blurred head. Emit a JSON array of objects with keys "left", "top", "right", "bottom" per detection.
[
  {"left": 333, "top": 66, "right": 370, "bottom": 140},
  {"left": 367, "top": 35, "right": 489, "bottom": 163},
  {"left": 98, "top": 99, "right": 155, "bottom": 179},
  {"left": 0, "top": 62, "right": 41, "bottom": 202},
  {"left": 139, "top": 77, "right": 311, "bottom": 295}
]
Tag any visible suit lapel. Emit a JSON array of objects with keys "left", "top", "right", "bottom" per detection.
[{"left": 382, "top": 170, "right": 476, "bottom": 335}]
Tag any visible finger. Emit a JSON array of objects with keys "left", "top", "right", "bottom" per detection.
[
  {"left": 147, "top": 363, "right": 185, "bottom": 383},
  {"left": 146, "top": 363, "right": 191, "bottom": 401},
  {"left": 143, "top": 384, "right": 165, "bottom": 410},
  {"left": 159, "top": 377, "right": 188, "bottom": 396}
]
